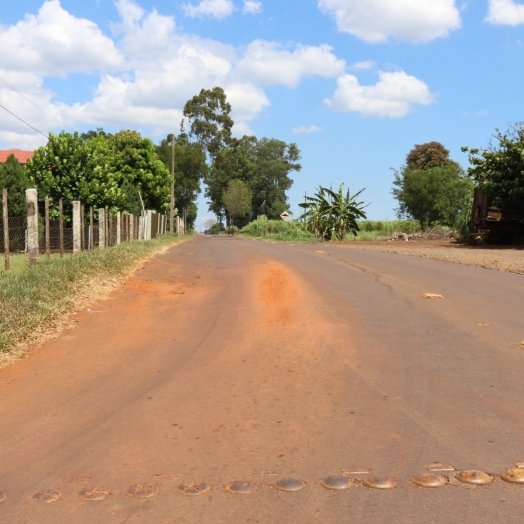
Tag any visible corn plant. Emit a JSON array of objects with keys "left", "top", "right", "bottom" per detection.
[{"left": 299, "top": 184, "right": 367, "bottom": 241}]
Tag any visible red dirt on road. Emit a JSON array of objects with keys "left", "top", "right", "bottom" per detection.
[{"left": 1, "top": 236, "right": 524, "bottom": 523}]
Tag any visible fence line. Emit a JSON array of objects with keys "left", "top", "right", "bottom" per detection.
[{"left": 1, "top": 188, "right": 171, "bottom": 271}]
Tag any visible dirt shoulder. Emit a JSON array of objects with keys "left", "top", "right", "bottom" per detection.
[{"left": 340, "top": 239, "right": 524, "bottom": 274}]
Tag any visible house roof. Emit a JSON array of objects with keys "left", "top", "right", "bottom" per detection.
[{"left": 0, "top": 149, "right": 34, "bottom": 164}]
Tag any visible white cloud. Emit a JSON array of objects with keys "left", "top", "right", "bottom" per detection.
[
  {"left": 325, "top": 71, "right": 435, "bottom": 117},
  {"left": 486, "top": 0, "right": 524, "bottom": 25},
  {"left": 318, "top": 0, "right": 461, "bottom": 43},
  {"left": 0, "top": 0, "right": 123, "bottom": 76},
  {"left": 351, "top": 60, "right": 376, "bottom": 70},
  {"left": 243, "top": 1, "right": 263, "bottom": 14},
  {"left": 237, "top": 41, "right": 346, "bottom": 88},
  {"left": 292, "top": 125, "right": 323, "bottom": 134},
  {"left": 182, "top": 0, "right": 235, "bottom": 19}
]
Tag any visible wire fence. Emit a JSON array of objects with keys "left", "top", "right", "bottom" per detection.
[{"left": 1, "top": 188, "right": 170, "bottom": 271}]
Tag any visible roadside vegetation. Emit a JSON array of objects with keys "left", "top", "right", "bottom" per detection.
[{"left": 0, "top": 234, "right": 188, "bottom": 354}]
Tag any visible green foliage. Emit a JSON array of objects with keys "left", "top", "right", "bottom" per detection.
[
  {"left": 462, "top": 123, "right": 524, "bottom": 212},
  {"left": 108, "top": 130, "right": 171, "bottom": 213},
  {"left": 357, "top": 219, "right": 422, "bottom": 234},
  {"left": 182, "top": 87, "right": 234, "bottom": 157},
  {"left": 0, "top": 154, "right": 29, "bottom": 215},
  {"left": 392, "top": 164, "right": 473, "bottom": 229},
  {"left": 222, "top": 179, "right": 252, "bottom": 225},
  {"left": 207, "top": 222, "right": 225, "bottom": 235},
  {"left": 299, "top": 184, "right": 367, "bottom": 241},
  {"left": 80, "top": 127, "right": 112, "bottom": 141},
  {"left": 456, "top": 199, "right": 474, "bottom": 243},
  {"left": 156, "top": 133, "right": 208, "bottom": 220},
  {"left": 27, "top": 130, "right": 171, "bottom": 216},
  {"left": 241, "top": 216, "right": 315, "bottom": 242},
  {"left": 205, "top": 135, "right": 301, "bottom": 223}
]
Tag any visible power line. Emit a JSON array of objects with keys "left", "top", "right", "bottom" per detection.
[
  {"left": 0, "top": 103, "right": 49, "bottom": 140},
  {"left": 0, "top": 76, "right": 74, "bottom": 132}
]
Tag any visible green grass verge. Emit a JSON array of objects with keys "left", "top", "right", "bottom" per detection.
[
  {"left": 241, "top": 219, "right": 316, "bottom": 242},
  {"left": 0, "top": 234, "right": 189, "bottom": 354}
]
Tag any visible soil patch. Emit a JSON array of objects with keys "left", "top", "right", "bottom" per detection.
[{"left": 341, "top": 240, "right": 524, "bottom": 274}]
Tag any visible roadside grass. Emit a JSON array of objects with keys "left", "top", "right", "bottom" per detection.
[
  {"left": 241, "top": 217, "right": 454, "bottom": 243},
  {"left": 0, "top": 234, "right": 189, "bottom": 355},
  {"left": 241, "top": 219, "right": 315, "bottom": 242}
]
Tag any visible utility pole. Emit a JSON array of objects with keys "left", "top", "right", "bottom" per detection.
[{"left": 170, "top": 134, "right": 176, "bottom": 234}]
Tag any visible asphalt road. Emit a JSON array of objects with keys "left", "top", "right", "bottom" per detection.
[{"left": 0, "top": 235, "right": 523, "bottom": 523}]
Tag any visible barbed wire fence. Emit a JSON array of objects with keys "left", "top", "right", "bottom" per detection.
[{"left": 1, "top": 188, "right": 169, "bottom": 271}]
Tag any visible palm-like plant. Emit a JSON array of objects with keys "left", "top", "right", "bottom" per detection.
[{"left": 299, "top": 184, "right": 367, "bottom": 241}]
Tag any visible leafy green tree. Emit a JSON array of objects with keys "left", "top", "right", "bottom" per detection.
[
  {"left": 0, "top": 154, "right": 29, "bottom": 216},
  {"left": 299, "top": 184, "right": 367, "bottom": 241},
  {"left": 393, "top": 165, "right": 473, "bottom": 228},
  {"left": 81, "top": 128, "right": 113, "bottom": 141},
  {"left": 222, "top": 179, "right": 252, "bottom": 228},
  {"left": 108, "top": 130, "right": 171, "bottom": 213},
  {"left": 156, "top": 133, "right": 208, "bottom": 220},
  {"left": 250, "top": 138, "right": 301, "bottom": 219},
  {"left": 462, "top": 123, "right": 524, "bottom": 213},
  {"left": 26, "top": 131, "right": 118, "bottom": 216},
  {"left": 393, "top": 142, "right": 472, "bottom": 229},
  {"left": 182, "top": 87, "right": 234, "bottom": 157}
]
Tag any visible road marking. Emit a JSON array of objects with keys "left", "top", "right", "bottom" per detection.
[
  {"left": 78, "top": 488, "right": 110, "bottom": 501},
  {"left": 410, "top": 474, "right": 447, "bottom": 488},
  {"left": 273, "top": 478, "right": 306, "bottom": 492},
  {"left": 30, "top": 489, "right": 61, "bottom": 504},
  {"left": 125, "top": 484, "right": 159, "bottom": 499},
  {"left": 226, "top": 481, "right": 259, "bottom": 494},
  {"left": 362, "top": 477, "right": 398, "bottom": 490},
  {"left": 320, "top": 476, "right": 354, "bottom": 490}
]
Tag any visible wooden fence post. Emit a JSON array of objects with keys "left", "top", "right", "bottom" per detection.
[
  {"left": 73, "top": 201, "right": 81, "bottom": 254},
  {"left": 44, "top": 196, "right": 50, "bottom": 259},
  {"left": 117, "top": 211, "right": 121, "bottom": 245},
  {"left": 59, "top": 198, "right": 64, "bottom": 258},
  {"left": 2, "top": 188, "right": 9, "bottom": 271},
  {"left": 98, "top": 208, "right": 105, "bottom": 249},
  {"left": 26, "top": 189, "right": 39, "bottom": 266},
  {"left": 89, "top": 206, "right": 93, "bottom": 250},
  {"left": 129, "top": 214, "right": 134, "bottom": 241}
]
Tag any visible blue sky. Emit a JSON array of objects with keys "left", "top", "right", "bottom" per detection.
[{"left": 1, "top": 0, "right": 523, "bottom": 228}]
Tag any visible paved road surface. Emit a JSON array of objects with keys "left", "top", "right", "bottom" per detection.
[{"left": 0, "top": 236, "right": 523, "bottom": 523}]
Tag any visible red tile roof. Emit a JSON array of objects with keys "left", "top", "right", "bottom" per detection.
[{"left": 0, "top": 149, "right": 34, "bottom": 164}]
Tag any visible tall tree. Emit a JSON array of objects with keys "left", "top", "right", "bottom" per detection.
[
  {"left": 393, "top": 165, "right": 473, "bottom": 228},
  {"left": 462, "top": 123, "right": 524, "bottom": 213},
  {"left": 0, "top": 154, "right": 29, "bottom": 216},
  {"left": 182, "top": 87, "right": 234, "bottom": 157},
  {"left": 156, "top": 133, "right": 208, "bottom": 222},
  {"left": 108, "top": 130, "right": 171, "bottom": 213},
  {"left": 222, "top": 179, "right": 252, "bottom": 227},
  {"left": 393, "top": 142, "right": 472, "bottom": 229},
  {"left": 250, "top": 138, "right": 301, "bottom": 219}
]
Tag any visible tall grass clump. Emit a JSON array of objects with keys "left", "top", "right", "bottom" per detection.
[
  {"left": 241, "top": 216, "right": 315, "bottom": 242},
  {"left": 0, "top": 234, "right": 188, "bottom": 354}
]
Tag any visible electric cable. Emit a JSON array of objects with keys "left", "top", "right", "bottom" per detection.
[{"left": 0, "top": 103, "right": 49, "bottom": 139}]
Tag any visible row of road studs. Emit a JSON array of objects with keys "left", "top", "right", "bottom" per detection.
[{"left": 1, "top": 464, "right": 523, "bottom": 505}]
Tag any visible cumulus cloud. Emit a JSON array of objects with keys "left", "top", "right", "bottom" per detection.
[
  {"left": 243, "top": 1, "right": 263, "bottom": 14},
  {"left": 325, "top": 71, "right": 435, "bottom": 117},
  {"left": 318, "top": 0, "right": 461, "bottom": 43},
  {"left": 292, "top": 125, "right": 323, "bottom": 134},
  {"left": 486, "top": 0, "right": 524, "bottom": 25},
  {"left": 182, "top": 0, "right": 235, "bottom": 19},
  {"left": 0, "top": 0, "right": 123, "bottom": 75},
  {"left": 237, "top": 41, "right": 346, "bottom": 88}
]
